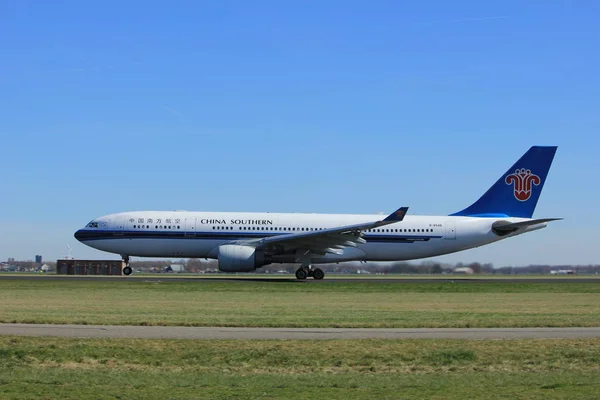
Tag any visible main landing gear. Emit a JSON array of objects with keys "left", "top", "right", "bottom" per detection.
[
  {"left": 122, "top": 255, "right": 132, "bottom": 276},
  {"left": 295, "top": 266, "right": 325, "bottom": 280}
]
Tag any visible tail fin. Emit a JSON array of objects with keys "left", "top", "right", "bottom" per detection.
[{"left": 451, "top": 146, "right": 557, "bottom": 218}]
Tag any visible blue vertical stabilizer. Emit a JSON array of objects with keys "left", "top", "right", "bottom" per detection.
[{"left": 451, "top": 146, "right": 557, "bottom": 218}]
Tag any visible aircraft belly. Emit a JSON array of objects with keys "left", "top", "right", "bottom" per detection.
[
  {"left": 360, "top": 241, "right": 453, "bottom": 261},
  {"left": 82, "top": 238, "right": 218, "bottom": 258}
]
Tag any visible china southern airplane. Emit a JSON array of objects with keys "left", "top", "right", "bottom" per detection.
[{"left": 75, "top": 146, "right": 559, "bottom": 279}]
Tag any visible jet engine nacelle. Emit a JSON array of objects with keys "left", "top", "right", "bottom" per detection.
[{"left": 217, "top": 245, "right": 269, "bottom": 272}]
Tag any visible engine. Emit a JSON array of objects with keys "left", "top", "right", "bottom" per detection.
[{"left": 217, "top": 245, "right": 270, "bottom": 272}]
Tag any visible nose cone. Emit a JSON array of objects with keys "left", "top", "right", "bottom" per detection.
[{"left": 74, "top": 229, "right": 85, "bottom": 242}]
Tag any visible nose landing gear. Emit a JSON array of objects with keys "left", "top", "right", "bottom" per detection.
[{"left": 122, "top": 255, "right": 132, "bottom": 276}]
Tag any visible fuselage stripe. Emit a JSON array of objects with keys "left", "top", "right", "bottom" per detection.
[{"left": 75, "top": 230, "right": 442, "bottom": 243}]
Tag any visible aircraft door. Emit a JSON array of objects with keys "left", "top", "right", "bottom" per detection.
[
  {"left": 444, "top": 220, "right": 456, "bottom": 240},
  {"left": 185, "top": 218, "right": 197, "bottom": 236},
  {"left": 113, "top": 217, "right": 125, "bottom": 236}
]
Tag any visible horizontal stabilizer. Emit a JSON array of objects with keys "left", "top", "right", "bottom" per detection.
[{"left": 492, "top": 218, "right": 562, "bottom": 236}]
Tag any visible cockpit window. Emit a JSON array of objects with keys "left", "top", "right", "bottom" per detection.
[{"left": 86, "top": 221, "right": 99, "bottom": 228}]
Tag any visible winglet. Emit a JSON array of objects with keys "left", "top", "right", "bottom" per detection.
[{"left": 383, "top": 207, "right": 409, "bottom": 222}]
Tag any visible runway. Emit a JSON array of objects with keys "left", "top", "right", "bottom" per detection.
[
  {"left": 1, "top": 324, "right": 600, "bottom": 340},
  {"left": 1, "top": 274, "right": 599, "bottom": 284}
]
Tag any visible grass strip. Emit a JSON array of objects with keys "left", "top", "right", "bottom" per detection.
[
  {"left": 1, "top": 337, "right": 600, "bottom": 399},
  {"left": 1, "top": 280, "right": 599, "bottom": 327}
]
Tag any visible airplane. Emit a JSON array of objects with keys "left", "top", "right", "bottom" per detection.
[{"left": 75, "top": 146, "right": 560, "bottom": 279}]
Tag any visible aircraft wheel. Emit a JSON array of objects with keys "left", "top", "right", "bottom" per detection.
[
  {"left": 312, "top": 268, "right": 325, "bottom": 280},
  {"left": 123, "top": 266, "right": 133, "bottom": 276},
  {"left": 295, "top": 268, "right": 308, "bottom": 280}
]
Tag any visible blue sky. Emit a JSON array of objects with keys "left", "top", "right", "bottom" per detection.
[{"left": 1, "top": 0, "right": 598, "bottom": 266}]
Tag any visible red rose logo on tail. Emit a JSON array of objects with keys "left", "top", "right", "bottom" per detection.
[{"left": 505, "top": 169, "right": 541, "bottom": 201}]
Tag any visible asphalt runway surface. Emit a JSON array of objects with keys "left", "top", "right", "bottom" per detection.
[
  {"left": 1, "top": 324, "right": 600, "bottom": 340},
  {"left": 1, "top": 275, "right": 599, "bottom": 284}
]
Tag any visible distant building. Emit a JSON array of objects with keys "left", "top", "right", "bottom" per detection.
[
  {"left": 56, "top": 259, "right": 126, "bottom": 275},
  {"left": 453, "top": 267, "right": 475, "bottom": 275},
  {"left": 7, "top": 258, "right": 14, "bottom": 263},
  {"left": 35, "top": 255, "right": 43, "bottom": 264},
  {"left": 550, "top": 269, "right": 575, "bottom": 275}
]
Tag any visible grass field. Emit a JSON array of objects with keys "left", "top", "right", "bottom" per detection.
[
  {"left": 1, "top": 337, "right": 600, "bottom": 399},
  {"left": 1, "top": 278, "right": 599, "bottom": 327}
]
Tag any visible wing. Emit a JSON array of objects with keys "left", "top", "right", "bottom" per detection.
[{"left": 232, "top": 207, "right": 409, "bottom": 256}]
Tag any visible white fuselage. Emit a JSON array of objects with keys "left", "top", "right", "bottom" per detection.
[{"left": 75, "top": 211, "right": 542, "bottom": 263}]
